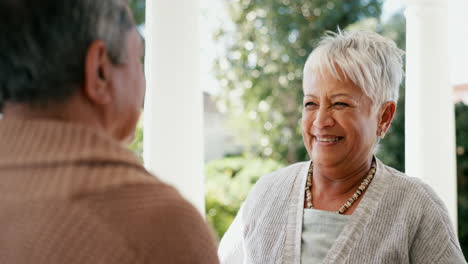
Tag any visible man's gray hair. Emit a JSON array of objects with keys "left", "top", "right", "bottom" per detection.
[
  {"left": 0, "top": 0, "right": 133, "bottom": 109},
  {"left": 305, "top": 30, "right": 404, "bottom": 108}
]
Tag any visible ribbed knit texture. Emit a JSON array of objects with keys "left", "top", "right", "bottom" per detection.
[
  {"left": 218, "top": 159, "right": 467, "bottom": 264},
  {"left": 0, "top": 118, "right": 219, "bottom": 264}
]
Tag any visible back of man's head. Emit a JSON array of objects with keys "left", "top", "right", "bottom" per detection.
[{"left": 0, "top": 0, "right": 133, "bottom": 110}]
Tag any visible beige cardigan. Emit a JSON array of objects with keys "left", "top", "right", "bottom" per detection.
[
  {"left": 0, "top": 118, "right": 219, "bottom": 264},
  {"left": 218, "top": 159, "right": 466, "bottom": 263}
]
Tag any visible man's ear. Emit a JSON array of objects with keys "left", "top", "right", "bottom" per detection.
[
  {"left": 83, "top": 40, "right": 113, "bottom": 105},
  {"left": 378, "top": 101, "right": 397, "bottom": 135}
]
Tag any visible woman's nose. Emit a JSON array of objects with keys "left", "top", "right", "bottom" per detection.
[{"left": 313, "top": 107, "right": 334, "bottom": 129}]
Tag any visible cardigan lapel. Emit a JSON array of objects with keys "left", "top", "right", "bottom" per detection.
[
  {"left": 322, "top": 158, "right": 389, "bottom": 264},
  {"left": 283, "top": 160, "right": 310, "bottom": 263}
]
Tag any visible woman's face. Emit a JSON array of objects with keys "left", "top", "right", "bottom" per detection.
[{"left": 301, "top": 71, "right": 379, "bottom": 168}]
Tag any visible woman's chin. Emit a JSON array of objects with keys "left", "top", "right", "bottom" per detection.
[{"left": 311, "top": 151, "right": 344, "bottom": 166}]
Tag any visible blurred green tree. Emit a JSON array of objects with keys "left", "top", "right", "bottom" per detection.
[
  {"left": 129, "top": 0, "right": 145, "bottom": 26},
  {"left": 456, "top": 103, "right": 468, "bottom": 256},
  {"left": 214, "top": 0, "right": 383, "bottom": 164},
  {"left": 375, "top": 12, "right": 406, "bottom": 171},
  {"left": 129, "top": 118, "right": 143, "bottom": 159}
]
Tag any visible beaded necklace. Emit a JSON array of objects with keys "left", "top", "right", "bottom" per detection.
[{"left": 305, "top": 158, "right": 377, "bottom": 214}]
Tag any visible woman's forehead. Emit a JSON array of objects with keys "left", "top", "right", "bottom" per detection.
[{"left": 304, "top": 73, "right": 362, "bottom": 94}]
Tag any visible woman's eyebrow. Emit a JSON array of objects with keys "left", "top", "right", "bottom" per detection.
[
  {"left": 303, "top": 94, "right": 354, "bottom": 99},
  {"left": 329, "top": 93, "right": 354, "bottom": 99}
]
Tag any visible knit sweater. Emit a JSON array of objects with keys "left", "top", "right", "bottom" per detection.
[
  {"left": 0, "top": 118, "right": 219, "bottom": 264},
  {"left": 218, "top": 159, "right": 467, "bottom": 263}
]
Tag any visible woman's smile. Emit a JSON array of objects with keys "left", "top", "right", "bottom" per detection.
[{"left": 314, "top": 135, "right": 344, "bottom": 146}]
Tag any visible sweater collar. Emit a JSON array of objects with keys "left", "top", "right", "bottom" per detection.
[
  {"left": 0, "top": 118, "right": 142, "bottom": 168},
  {"left": 291, "top": 157, "right": 389, "bottom": 264},
  {"left": 321, "top": 158, "right": 390, "bottom": 264}
]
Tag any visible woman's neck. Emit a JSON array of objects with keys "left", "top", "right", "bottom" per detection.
[{"left": 312, "top": 156, "right": 373, "bottom": 200}]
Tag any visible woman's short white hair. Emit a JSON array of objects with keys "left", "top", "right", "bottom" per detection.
[{"left": 305, "top": 30, "right": 405, "bottom": 108}]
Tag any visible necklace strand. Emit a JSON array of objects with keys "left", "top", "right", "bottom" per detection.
[{"left": 305, "top": 158, "right": 376, "bottom": 214}]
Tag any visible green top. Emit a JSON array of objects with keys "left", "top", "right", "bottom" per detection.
[{"left": 301, "top": 208, "right": 351, "bottom": 263}]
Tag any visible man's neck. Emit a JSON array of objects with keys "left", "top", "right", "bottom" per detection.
[
  {"left": 3, "top": 104, "right": 66, "bottom": 121},
  {"left": 2, "top": 101, "right": 104, "bottom": 133}
]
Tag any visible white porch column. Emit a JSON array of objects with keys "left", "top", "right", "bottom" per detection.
[
  {"left": 404, "top": 0, "right": 457, "bottom": 227},
  {"left": 144, "top": 0, "right": 205, "bottom": 214}
]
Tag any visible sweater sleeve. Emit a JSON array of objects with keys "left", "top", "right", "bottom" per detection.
[
  {"left": 436, "top": 239, "right": 467, "bottom": 264},
  {"left": 410, "top": 224, "right": 466, "bottom": 264},
  {"left": 409, "top": 182, "right": 466, "bottom": 264},
  {"left": 218, "top": 205, "right": 246, "bottom": 264}
]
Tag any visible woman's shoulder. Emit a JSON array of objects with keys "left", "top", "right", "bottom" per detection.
[
  {"left": 378, "top": 161, "right": 449, "bottom": 215},
  {"left": 378, "top": 161, "right": 464, "bottom": 262},
  {"left": 251, "top": 161, "right": 308, "bottom": 192},
  {"left": 258, "top": 161, "right": 308, "bottom": 180},
  {"left": 241, "top": 161, "right": 308, "bottom": 210}
]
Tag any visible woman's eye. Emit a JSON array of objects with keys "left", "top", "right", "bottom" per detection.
[
  {"left": 304, "top": 102, "right": 318, "bottom": 107},
  {"left": 333, "top": 102, "right": 349, "bottom": 107}
]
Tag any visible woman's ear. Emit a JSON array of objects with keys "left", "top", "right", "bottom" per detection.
[
  {"left": 377, "top": 101, "right": 397, "bottom": 137},
  {"left": 83, "top": 40, "right": 113, "bottom": 105}
]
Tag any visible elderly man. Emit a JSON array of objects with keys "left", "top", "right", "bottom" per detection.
[{"left": 0, "top": 0, "right": 219, "bottom": 263}]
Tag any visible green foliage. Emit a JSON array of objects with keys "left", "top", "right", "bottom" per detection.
[
  {"left": 456, "top": 103, "right": 468, "bottom": 256},
  {"left": 375, "top": 12, "right": 406, "bottom": 171},
  {"left": 129, "top": 118, "right": 143, "bottom": 159},
  {"left": 214, "top": 0, "right": 383, "bottom": 163},
  {"left": 205, "top": 156, "right": 285, "bottom": 239},
  {"left": 129, "top": 0, "right": 146, "bottom": 26}
]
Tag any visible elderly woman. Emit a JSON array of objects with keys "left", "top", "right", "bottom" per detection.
[{"left": 218, "top": 31, "right": 466, "bottom": 263}]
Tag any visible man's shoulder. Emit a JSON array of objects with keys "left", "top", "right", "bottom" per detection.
[{"left": 72, "top": 180, "right": 219, "bottom": 262}]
